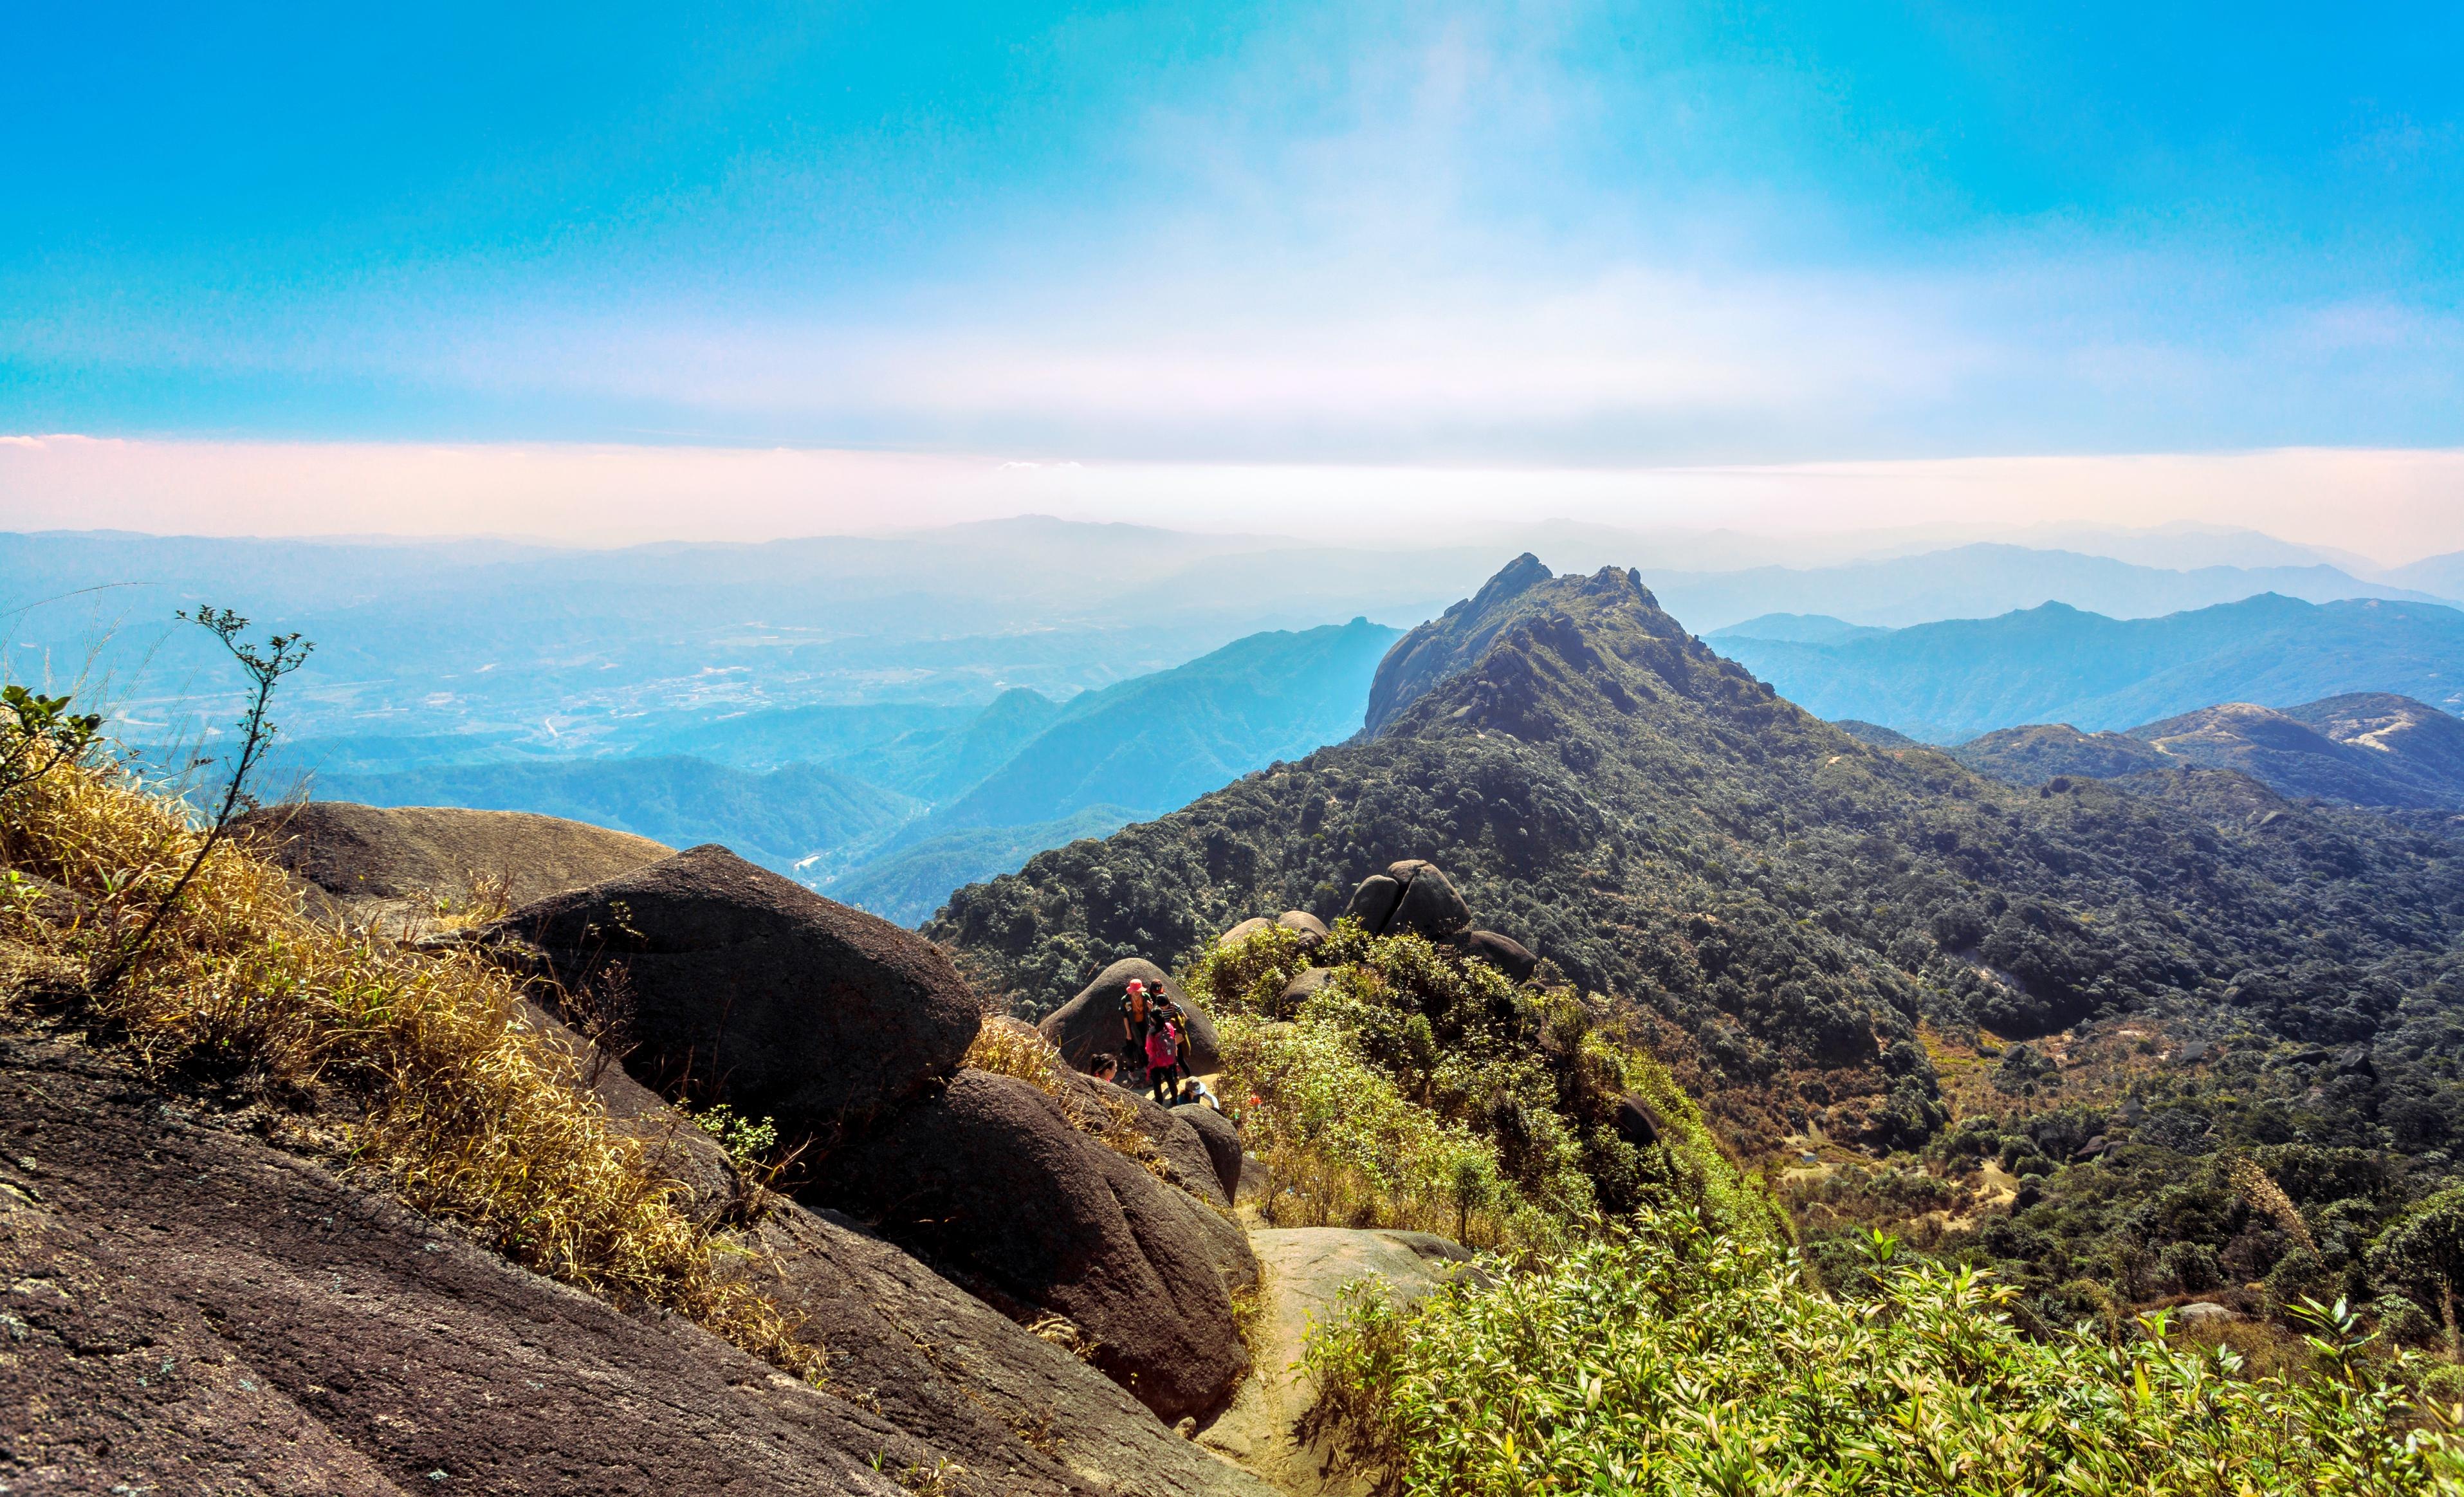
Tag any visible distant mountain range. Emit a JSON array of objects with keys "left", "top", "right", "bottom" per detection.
[
  {"left": 8, "top": 523, "right": 2445, "bottom": 753},
  {"left": 1711, "top": 593, "right": 2464, "bottom": 742},
  {"left": 1951, "top": 693, "right": 2464, "bottom": 812},
  {"left": 299, "top": 617, "right": 1399, "bottom": 922}
]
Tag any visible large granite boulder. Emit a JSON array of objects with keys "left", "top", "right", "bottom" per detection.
[
  {"left": 1385, "top": 860, "right": 1472, "bottom": 940},
  {"left": 1457, "top": 928, "right": 1538, "bottom": 982},
  {"left": 1218, "top": 916, "right": 1273, "bottom": 949},
  {"left": 814, "top": 1070, "right": 1259, "bottom": 1423},
  {"left": 1339, "top": 860, "right": 1471, "bottom": 941},
  {"left": 2, "top": 1033, "right": 1273, "bottom": 1497},
  {"left": 1058, "top": 1069, "right": 1230, "bottom": 1209},
  {"left": 1276, "top": 910, "right": 1330, "bottom": 950},
  {"left": 238, "top": 801, "right": 670, "bottom": 930},
  {"left": 746, "top": 1203, "right": 1273, "bottom": 1494},
  {"left": 1339, "top": 874, "right": 1403, "bottom": 933},
  {"left": 472, "top": 845, "right": 980, "bottom": 1132},
  {"left": 1173, "top": 1103, "right": 1246, "bottom": 1204},
  {"left": 1038, "top": 957, "right": 1223, "bottom": 1075}
]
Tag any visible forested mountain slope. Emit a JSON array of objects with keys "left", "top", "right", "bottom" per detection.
[
  {"left": 933, "top": 559, "right": 2464, "bottom": 1156},
  {"left": 1955, "top": 692, "right": 2464, "bottom": 812}
]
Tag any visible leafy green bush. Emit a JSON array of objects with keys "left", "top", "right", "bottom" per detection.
[
  {"left": 1199, "top": 920, "right": 1780, "bottom": 1246},
  {"left": 1305, "top": 1208, "right": 2464, "bottom": 1496}
]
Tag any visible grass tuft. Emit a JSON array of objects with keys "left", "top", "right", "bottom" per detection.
[
  {"left": 0, "top": 753, "right": 821, "bottom": 1379},
  {"left": 964, "top": 1013, "right": 1170, "bottom": 1180}
]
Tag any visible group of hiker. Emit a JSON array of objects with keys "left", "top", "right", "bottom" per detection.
[{"left": 1093, "top": 975, "right": 1202, "bottom": 1105}]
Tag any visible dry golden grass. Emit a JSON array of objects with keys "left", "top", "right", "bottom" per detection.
[
  {"left": 963, "top": 1014, "right": 1170, "bottom": 1180},
  {"left": 0, "top": 755, "right": 820, "bottom": 1379}
]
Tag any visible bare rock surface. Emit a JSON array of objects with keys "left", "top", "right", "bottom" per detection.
[
  {"left": 1060, "top": 1069, "right": 1231, "bottom": 1209},
  {"left": 472, "top": 844, "right": 980, "bottom": 1132},
  {"left": 1173, "top": 1103, "right": 1246, "bottom": 1204},
  {"left": 0, "top": 1030, "right": 944, "bottom": 1496},
  {"left": 0, "top": 1027, "right": 1274, "bottom": 1497},
  {"left": 238, "top": 801, "right": 670, "bottom": 928},
  {"left": 1338, "top": 861, "right": 1469, "bottom": 942},
  {"left": 813, "top": 1069, "right": 1258, "bottom": 1424},
  {"left": 1197, "top": 1228, "right": 1475, "bottom": 1495},
  {"left": 1455, "top": 929, "right": 1537, "bottom": 982},
  {"left": 1274, "top": 911, "right": 1329, "bottom": 949},
  {"left": 1040, "top": 957, "right": 1223, "bottom": 1076},
  {"left": 746, "top": 1202, "right": 1273, "bottom": 1496}
]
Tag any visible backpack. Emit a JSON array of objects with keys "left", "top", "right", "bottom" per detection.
[{"left": 1145, "top": 1022, "right": 1179, "bottom": 1070}]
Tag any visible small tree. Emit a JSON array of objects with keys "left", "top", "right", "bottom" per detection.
[
  {"left": 0, "top": 684, "right": 102, "bottom": 798},
  {"left": 97, "top": 606, "right": 311, "bottom": 991},
  {"left": 2369, "top": 1186, "right": 2464, "bottom": 1357}
]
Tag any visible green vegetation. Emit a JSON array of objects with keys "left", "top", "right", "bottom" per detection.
[
  {"left": 1305, "top": 1208, "right": 2464, "bottom": 1495},
  {"left": 1187, "top": 920, "right": 1777, "bottom": 1248},
  {"left": 938, "top": 560, "right": 2464, "bottom": 1339}
]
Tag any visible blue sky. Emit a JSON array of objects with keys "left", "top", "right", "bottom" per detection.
[{"left": 5, "top": 1, "right": 2462, "bottom": 472}]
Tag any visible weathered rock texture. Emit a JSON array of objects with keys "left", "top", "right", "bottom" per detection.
[
  {"left": 814, "top": 1069, "right": 1258, "bottom": 1423},
  {"left": 1060, "top": 1069, "right": 1231, "bottom": 1209},
  {"left": 0, "top": 1029, "right": 1274, "bottom": 1497},
  {"left": 1340, "top": 860, "right": 1471, "bottom": 941},
  {"left": 1173, "top": 1103, "right": 1246, "bottom": 1204},
  {"left": 473, "top": 844, "right": 980, "bottom": 1131},
  {"left": 1039, "top": 957, "right": 1223, "bottom": 1076},
  {"left": 238, "top": 801, "right": 670, "bottom": 929},
  {"left": 1457, "top": 928, "right": 1538, "bottom": 982}
]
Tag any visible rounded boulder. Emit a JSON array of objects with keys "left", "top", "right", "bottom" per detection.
[
  {"left": 1038, "top": 958, "right": 1222, "bottom": 1075},
  {"left": 815, "top": 1070, "right": 1259, "bottom": 1424},
  {"left": 1274, "top": 910, "right": 1329, "bottom": 950},
  {"left": 1217, "top": 917, "right": 1273, "bottom": 950},
  {"left": 473, "top": 844, "right": 980, "bottom": 1131},
  {"left": 1385, "top": 859, "right": 1472, "bottom": 940},
  {"left": 1340, "top": 874, "right": 1404, "bottom": 933},
  {"left": 1172, "top": 1103, "right": 1246, "bottom": 1204},
  {"left": 1458, "top": 928, "right": 1538, "bottom": 983}
]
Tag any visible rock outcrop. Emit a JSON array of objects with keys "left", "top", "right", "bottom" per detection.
[
  {"left": 1061, "top": 1069, "right": 1231, "bottom": 1210},
  {"left": 814, "top": 1069, "right": 1259, "bottom": 1423},
  {"left": 238, "top": 800, "right": 670, "bottom": 928},
  {"left": 472, "top": 845, "right": 980, "bottom": 1132},
  {"left": 1, "top": 1029, "right": 1273, "bottom": 1496},
  {"left": 1173, "top": 1104, "right": 1246, "bottom": 1204},
  {"left": 1458, "top": 928, "right": 1538, "bottom": 982},
  {"left": 1274, "top": 910, "right": 1330, "bottom": 949},
  {"left": 1039, "top": 957, "right": 1223, "bottom": 1076},
  {"left": 1339, "top": 860, "right": 1469, "bottom": 941},
  {"left": 1218, "top": 917, "right": 1273, "bottom": 948}
]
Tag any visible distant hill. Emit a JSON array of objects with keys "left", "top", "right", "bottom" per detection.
[
  {"left": 1650, "top": 543, "right": 2446, "bottom": 634},
  {"left": 309, "top": 618, "right": 1401, "bottom": 923},
  {"left": 903, "top": 618, "right": 1400, "bottom": 837},
  {"left": 1705, "top": 614, "right": 1890, "bottom": 647},
  {"left": 1714, "top": 593, "right": 2464, "bottom": 742},
  {"left": 1953, "top": 692, "right": 2464, "bottom": 811},
  {"left": 1949, "top": 724, "right": 2163, "bottom": 784},
  {"left": 311, "top": 756, "right": 917, "bottom": 875},
  {"left": 825, "top": 806, "right": 1138, "bottom": 927},
  {"left": 930, "top": 554, "right": 2464, "bottom": 1327}
]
